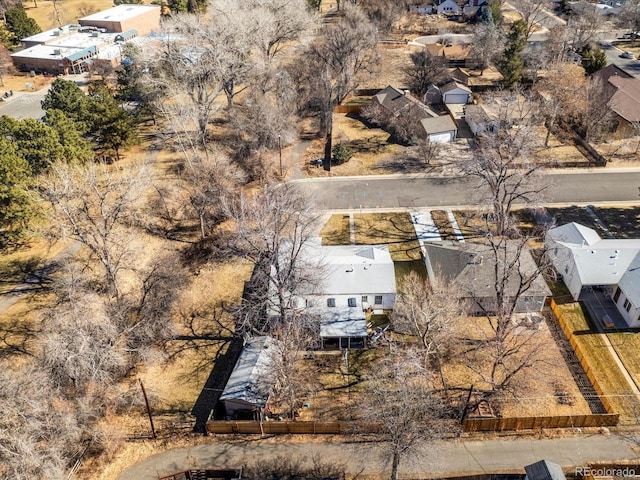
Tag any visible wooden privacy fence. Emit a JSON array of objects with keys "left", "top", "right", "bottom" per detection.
[
  {"left": 549, "top": 299, "right": 618, "bottom": 415},
  {"left": 463, "top": 413, "right": 619, "bottom": 432},
  {"left": 207, "top": 420, "right": 380, "bottom": 435},
  {"left": 333, "top": 104, "right": 365, "bottom": 114}
]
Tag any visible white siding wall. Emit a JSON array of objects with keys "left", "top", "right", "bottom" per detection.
[{"left": 615, "top": 288, "right": 640, "bottom": 327}]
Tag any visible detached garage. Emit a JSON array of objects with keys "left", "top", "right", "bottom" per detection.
[
  {"left": 441, "top": 81, "right": 471, "bottom": 105},
  {"left": 420, "top": 115, "right": 457, "bottom": 143}
]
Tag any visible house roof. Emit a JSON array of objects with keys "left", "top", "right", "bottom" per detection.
[
  {"left": 372, "top": 85, "right": 438, "bottom": 117},
  {"left": 302, "top": 240, "right": 397, "bottom": 296},
  {"left": 524, "top": 460, "right": 566, "bottom": 480},
  {"left": 424, "top": 43, "right": 470, "bottom": 60},
  {"left": 79, "top": 4, "right": 161, "bottom": 23},
  {"left": 464, "top": 104, "right": 491, "bottom": 123},
  {"left": 423, "top": 241, "right": 551, "bottom": 299},
  {"left": 219, "top": 336, "right": 279, "bottom": 408},
  {"left": 440, "top": 80, "right": 472, "bottom": 94},
  {"left": 547, "top": 223, "right": 640, "bottom": 306},
  {"left": 420, "top": 114, "right": 457, "bottom": 134},
  {"left": 595, "top": 64, "right": 640, "bottom": 123}
]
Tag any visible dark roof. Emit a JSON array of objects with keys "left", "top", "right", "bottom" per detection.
[
  {"left": 372, "top": 85, "right": 438, "bottom": 117},
  {"left": 594, "top": 64, "right": 640, "bottom": 123},
  {"left": 524, "top": 460, "right": 566, "bottom": 480},
  {"left": 423, "top": 241, "right": 551, "bottom": 299}
]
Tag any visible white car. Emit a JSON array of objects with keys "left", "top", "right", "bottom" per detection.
[{"left": 621, "top": 51, "right": 635, "bottom": 59}]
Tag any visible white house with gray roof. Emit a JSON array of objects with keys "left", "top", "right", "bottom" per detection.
[
  {"left": 546, "top": 222, "right": 640, "bottom": 327},
  {"left": 270, "top": 239, "right": 397, "bottom": 349}
]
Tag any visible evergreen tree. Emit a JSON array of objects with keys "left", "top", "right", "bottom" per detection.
[
  {"left": 0, "top": 116, "right": 64, "bottom": 174},
  {"left": 167, "top": 0, "right": 188, "bottom": 13},
  {"left": 43, "top": 109, "right": 94, "bottom": 163},
  {"left": 0, "top": 137, "right": 33, "bottom": 246},
  {"left": 500, "top": 19, "right": 527, "bottom": 87},
  {"left": 41, "top": 79, "right": 89, "bottom": 129},
  {"left": 580, "top": 45, "right": 607, "bottom": 74},
  {"left": 5, "top": 3, "right": 40, "bottom": 45}
]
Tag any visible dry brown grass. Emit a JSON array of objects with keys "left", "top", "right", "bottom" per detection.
[
  {"left": 444, "top": 316, "right": 592, "bottom": 417},
  {"left": 320, "top": 214, "right": 352, "bottom": 246},
  {"left": 0, "top": 73, "right": 52, "bottom": 92},
  {"left": 353, "top": 212, "right": 421, "bottom": 262},
  {"left": 26, "top": 0, "right": 124, "bottom": 30},
  {"left": 430, "top": 210, "right": 455, "bottom": 241}
]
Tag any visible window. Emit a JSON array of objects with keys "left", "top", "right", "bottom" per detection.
[
  {"left": 306, "top": 298, "right": 315, "bottom": 307},
  {"left": 362, "top": 295, "right": 368, "bottom": 304},
  {"left": 624, "top": 299, "right": 632, "bottom": 313},
  {"left": 348, "top": 297, "right": 357, "bottom": 307},
  {"left": 327, "top": 298, "right": 336, "bottom": 307},
  {"left": 613, "top": 287, "right": 621, "bottom": 303},
  {"left": 374, "top": 295, "right": 383, "bottom": 305}
]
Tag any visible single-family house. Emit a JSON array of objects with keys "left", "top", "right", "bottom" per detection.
[
  {"left": 546, "top": 222, "right": 640, "bottom": 327},
  {"left": 424, "top": 42, "right": 471, "bottom": 66},
  {"left": 410, "top": 4, "right": 435, "bottom": 14},
  {"left": 371, "top": 85, "right": 439, "bottom": 118},
  {"left": 594, "top": 64, "right": 640, "bottom": 137},
  {"left": 437, "top": 0, "right": 461, "bottom": 14},
  {"left": 371, "top": 85, "right": 458, "bottom": 143},
  {"left": 422, "top": 241, "right": 551, "bottom": 314},
  {"left": 440, "top": 80, "right": 472, "bottom": 104},
  {"left": 269, "top": 239, "right": 397, "bottom": 349},
  {"left": 219, "top": 336, "right": 280, "bottom": 420}
]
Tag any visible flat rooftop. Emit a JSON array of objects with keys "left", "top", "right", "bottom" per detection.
[
  {"left": 79, "top": 4, "right": 161, "bottom": 22},
  {"left": 11, "top": 44, "right": 84, "bottom": 60}
]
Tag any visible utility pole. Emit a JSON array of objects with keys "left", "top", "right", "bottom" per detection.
[
  {"left": 139, "top": 378, "right": 157, "bottom": 439},
  {"left": 278, "top": 135, "right": 283, "bottom": 177}
]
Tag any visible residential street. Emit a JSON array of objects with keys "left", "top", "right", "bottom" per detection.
[
  {"left": 292, "top": 170, "right": 640, "bottom": 211},
  {"left": 118, "top": 433, "right": 639, "bottom": 480}
]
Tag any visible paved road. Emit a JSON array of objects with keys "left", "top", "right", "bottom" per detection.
[
  {"left": 118, "top": 434, "right": 639, "bottom": 480},
  {"left": 293, "top": 170, "right": 640, "bottom": 211},
  {"left": 0, "top": 91, "right": 46, "bottom": 120}
]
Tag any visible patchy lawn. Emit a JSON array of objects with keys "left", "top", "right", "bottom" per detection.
[
  {"left": 588, "top": 206, "right": 640, "bottom": 239},
  {"left": 430, "top": 210, "right": 456, "bottom": 241},
  {"left": 608, "top": 333, "right": 640, "bottom": 393},
  {"left": 444, "top": 315, "right": 592, "bottom": 418},
  {"left": 353, "top": 212, "right": 421, "bottom": 261},
  {"left": 557, "top": 302, "right": 638, "bottom": 421},
  {"left": 319, "top": 214, "right": 351, "bottom": 246}
]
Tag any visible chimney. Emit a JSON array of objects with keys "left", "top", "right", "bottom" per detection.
[{"left": 404, "top": 90, "right": 410, "bottom": 96}]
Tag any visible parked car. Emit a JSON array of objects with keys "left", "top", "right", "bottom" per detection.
[
  {"left": 598, "top": 40, "right": 613, "bottom": 48},
  {"left": 621, "top": 51, "right": 635, "bottom": 59}
]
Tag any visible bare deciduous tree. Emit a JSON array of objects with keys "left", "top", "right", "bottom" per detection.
[
  {"left": 39, "top": 161, "right": 150, "bottom": 298},
  {"left": 301, "top": 5, "right": 379, "bottom": 169},
  {"left": 0, "top": 363, "right": 81, "bottom": 480},
  {"left": 511, "top": 0, "right": 550, "bottom": 37},
  {"left": 403, "top": 50, "right": 450, "bottom": 99},
  {"left": 535, "top": 62, "right": 585, "bottom": 146},
  {"left": 470, "top": 23, "right": 504, "bottom": 75},
  {"left": 462, "top": 91, "right": 546, "bottom": 237},
  {"left": 392, "top": 271, "right": 462, "bottom": 371},
  {"left": 223, "top": 184, "right": 322, "bottom": 334},
  {"left": 566, "top": 4, "right": 604, "bottom": 49},
  {"left": 362, "top": 345, "right": 452, "bottom": 480}
]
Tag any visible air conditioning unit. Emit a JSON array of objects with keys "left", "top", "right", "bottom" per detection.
[
  {"left": 91, "top": 32, "right": 99, "bottom": 37},
  {"left": 52, "top": 30, "right": 60, "bottom": 36},
  {"left": 53, "top": 49, "right": 62, "bottom": 55}
]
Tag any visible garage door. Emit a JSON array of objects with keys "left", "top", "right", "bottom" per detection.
[
  {"left": 429, "top": 132, "right": 452, "bottom": 143},
  {"left": 444, "top": 93, "right": 468, "bottom": 104}
]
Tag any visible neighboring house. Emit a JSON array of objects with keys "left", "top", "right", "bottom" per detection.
[
  {"left": 524, "top": 460, "right": 566, "bottom": 480},
  {"left": 371, "top": 85, "right": 439, "bottom": 118},
  {"left": 464, "top": 104, "right": 498, "bottom": 135},
  {"left": 440, "top": 80, "right": 472, "bottom": 104},
  {"left": 422, "top": 241, "right": 551, "bottom": 314},
  {"left": 410, "top": 4, "right": 435, "bottom": 14},
  {"left": 546, "top": 222, "right": 640, "bottom": 327},
  {"left": 594, "top": 64, "right": 640, "bottom": 137},
  {"left": 437, "top": 0, "right": 462, "bottom": 14},
  {"left": 270, "top": 239, "right": 397, "bottom": 349},
  {"left": 424, "top": 42, "right": 471, "bottom": 66},
  {"left": 219, "top": 336, "right": 280, "bottom": 420},
  {"left": 372, "top": 85, "right": 458, "bottom": 143}
]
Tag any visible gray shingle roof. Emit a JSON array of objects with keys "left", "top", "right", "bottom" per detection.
[
  {"left": 524, "top": 460, "right": 566, "bottom": 480},
  {"left": 420, "top": 115, "right": 457, "bottom": 134}
]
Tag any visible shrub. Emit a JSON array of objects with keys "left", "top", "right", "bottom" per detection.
[{"left": 332, "top": 143, "right": 353, "bottom": 165}]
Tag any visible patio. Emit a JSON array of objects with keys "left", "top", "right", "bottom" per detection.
[{"left": 579, "top": 286, "right": 628, "bottom": 331}]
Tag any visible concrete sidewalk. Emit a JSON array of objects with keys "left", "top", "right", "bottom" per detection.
[{"left": 118, "top": 433, "right": 639, "bottom": 480}]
